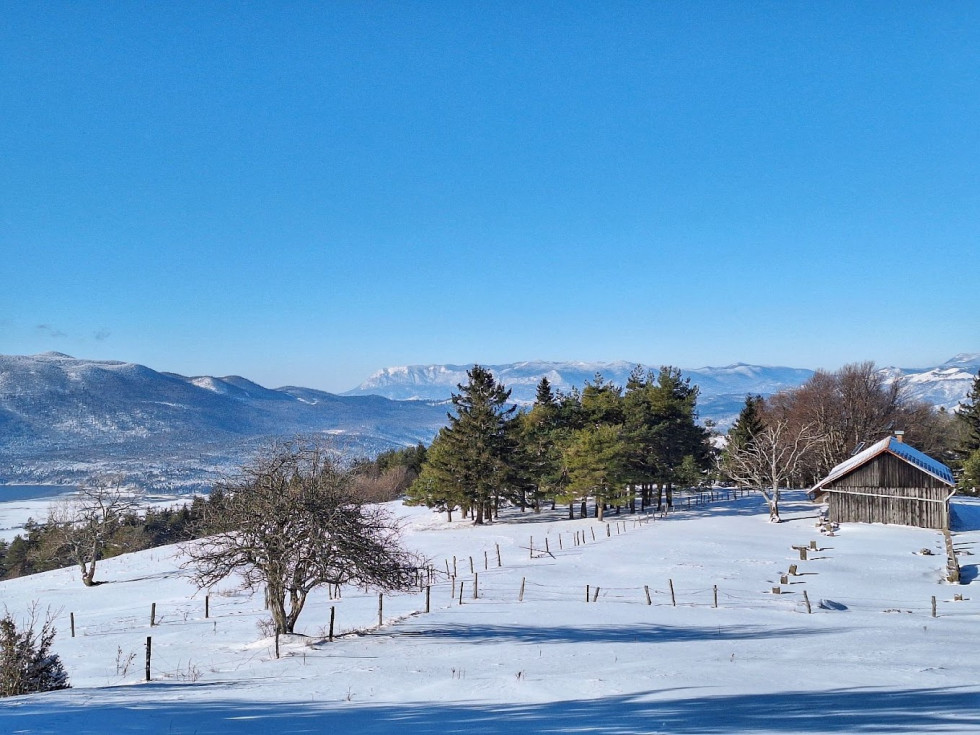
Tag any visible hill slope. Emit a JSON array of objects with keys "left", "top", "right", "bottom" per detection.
[
  {"left": 0, "top": 353, "right": 448, "bottom": 488},
  {"left": 0, "top": 491, "right": 978, "bottom": 733}
]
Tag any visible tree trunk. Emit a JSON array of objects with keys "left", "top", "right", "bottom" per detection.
[
  {"left": 268, "top": 585, "right": 288, "bottom": 635},
  {"left": 768, "top": 492, "right": 781, "bottom": 523},
  {"left": 569, "top": 503, "right": 574, "bottom": 520},
  {"left": 81, "top": 560, "right": 96, "bottom": 587}
]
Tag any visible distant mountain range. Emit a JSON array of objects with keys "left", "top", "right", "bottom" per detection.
[
  {"left": 1, "top": 352, "right": 976, "bottom": 491},
  {"left": 345, "top": 354, "right": 980, "bottom": 421},
  {"left": 0, "top": 353, "right": 448, "bottom": 490}
]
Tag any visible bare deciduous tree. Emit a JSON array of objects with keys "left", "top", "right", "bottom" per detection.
[
  {"left": 184, "top": 439, "right": 420, "bottom": 636},
  {"left": 724, "top": 418, "right": 823, "bottom": 522},
  {"left": 48, "top": 477, "right": 139, "bottom": 586},
  {"left": 777, "top": 362, "right": 905, "bottom": 482}
]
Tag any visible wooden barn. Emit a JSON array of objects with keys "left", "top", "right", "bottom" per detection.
[{"left": 810, "top": 433, "right": 956, "bottom": 530}]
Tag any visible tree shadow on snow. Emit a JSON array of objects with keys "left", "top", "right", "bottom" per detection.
[
  {"left": 950, "top": 499, "right": 980, "bottom": 532},
  {"left": 4, "top": 684, "right": 980, "bottom": 734},
  {"left": 386, "top": 621, "right": 838, "bottom": 646}
]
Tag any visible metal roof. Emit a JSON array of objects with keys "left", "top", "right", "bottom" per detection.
[{"left": 811, "top": 436, "right": 955, "bottom": 492}]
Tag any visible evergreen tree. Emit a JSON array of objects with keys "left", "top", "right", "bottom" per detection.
[
  {"left": 961, "top": 448, "right": 980, "bottom": 493},
  {"left": 0, "top": 609, "right": 69, "bottom": 697},
  {"left": 405, "top": 430, "right": 467, "bottom": 521},
  {"left": 581, "top": 373, "right": 624, "bottom": 426},
  {"left": 622, "top": 367, "right": 658, "bottom": 511},
  {"left": 420, "top": 365, "right": 515, "bottom": 524},
  {"left": 535, "top": 376, "right": 557, "bottom": 407},
  {"left": 645, "top": 367, "right": 711, "bottom": 510},
  {"left": 516, "top": 385, "right": 565, "bottom": 513},
  {"left": 562, "top": 423, "right": 629, "bottom": 522},
  {"left": 727, "top": 395, "right": 766, "bottom": 453},
  {"left": 956, "top": 370, "right": 980, "bottom": 460}
]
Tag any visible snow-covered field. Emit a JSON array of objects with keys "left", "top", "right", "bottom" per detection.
[{"left": 1, "top": 490, "right": 979, "bottom": 734}]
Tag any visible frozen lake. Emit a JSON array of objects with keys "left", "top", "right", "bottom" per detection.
[
  {"left": 0, "top": 485, "right": 78, "bottom": 542},
  {"left": 0, "top": 484, "right": 77, "bottom": 502}
]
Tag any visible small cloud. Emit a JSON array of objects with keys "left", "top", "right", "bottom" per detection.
[
  {"left": 93, "top": 329, "right": 111, "bottom": 342},
  {"left": 36, "top": 324, "right": 67, "bottom": 339}
]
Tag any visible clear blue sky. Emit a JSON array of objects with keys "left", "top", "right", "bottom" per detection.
[{"left": 2, "top": 3, "right": 978, "bottom": 392}]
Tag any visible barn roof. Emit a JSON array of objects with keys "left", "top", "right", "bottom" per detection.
[{"left": 811, "top": 436, "right": 955, "bottom": 492}]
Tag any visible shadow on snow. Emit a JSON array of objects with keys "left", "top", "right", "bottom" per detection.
[
  {"left": 3, "top": 684, "right": 980, "bottom": 734},
  {"left": 384, "top": 621, "right": 838, "bottom": 646}
]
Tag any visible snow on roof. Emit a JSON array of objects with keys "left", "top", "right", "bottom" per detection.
[{"left": 812, "top": 436, "right": 955, "bottom": 492}]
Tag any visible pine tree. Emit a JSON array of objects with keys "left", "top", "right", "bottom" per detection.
[
  {"left": 562, "top": 423, "right": 629, "bottom": 522},
  {"left": 645, "top": 367, "right": 711, "bottom": 510},
  {"left": 957, "top": 370, "right": 980, "bottom": 459},
  {"left": 418, "top": 365, "right": 515, "bottom": 524},
  {"left": 727, "top": 395, "right": 766, "bottom": 453},
  {"left": 622, "top": 367, "right": 657, "bottom": 511},
  {"left": 581, "top": 373, "right": 623, "bottom": 426},
  {"left": 0, "top": 609, "right": 69, "bottom": 697},
  {"left": 535, "top": 377, "right": 556, "bottom": 407},
  {"left": 405, "top": 430, "right": 467, "bottom": 521}
]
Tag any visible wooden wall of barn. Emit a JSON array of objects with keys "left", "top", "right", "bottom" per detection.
[
  {"left": 824, "top": 453, "right": 953, "bottom": 530},
  {"left": 832, "top": 453, "right": 950, "bottom": 490},
  {"left": 827, "top": 488, "right": 949, "bottom": 529}
]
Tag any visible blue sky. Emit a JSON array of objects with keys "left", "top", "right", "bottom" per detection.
[{"left": 2, "top": 3, "right": 978, "bottom": 391}]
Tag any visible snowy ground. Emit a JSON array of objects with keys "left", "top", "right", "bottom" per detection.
[{"left": 0, "top": 490, "right": 979, "bottom": 734}]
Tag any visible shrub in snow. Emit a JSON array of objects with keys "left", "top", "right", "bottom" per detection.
[{"left": 0, "top": 607, "right": 70, "bottom": 697}]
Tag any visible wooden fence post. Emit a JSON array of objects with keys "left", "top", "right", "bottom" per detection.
[
  {"left": 586, "top": 584, "right": 590, "bottom": 602},
  {"left": 713, "top": 585, "right": 718, "bottom": 608},
  {"left": 932, "top": 595, "right": 937, "bottom": 618},
  {"left": 145, "top": 636, "right": 151, "bottom": 682},
  {"left": 519, "top": 577, "right": 525, "bottom": 602},
  {"left": 644, "top": 585, "right": 652, "bottom": 605},
  {"left": 484, "top": 551, "right": 488, "bottom": 570},
  {"left": 378, "top": 593, "right": 384, "bottom": 627},
  {"left": 469, "top": 556, "right": 474, "bottom": 574},
  {"left": 425, "top": 585, "right": 431, "bottom": 613},
  {"left": 205, "top": 595, "right": 210, "bottom": 619},
  {"left": 592, "top": 586, "right": 600, "bottom": 602},
  {"left": 329, "top": 606, "right": 335, "bottom": 642},
  {"left": 150, "top": 602, "right": 156, "bottom": 627},
  {"left": 803, "top": 590, "right": 812, "bottom": 614},
  {"left": 70, "top": 612, "right": 75, "bottom": 638},
  {"left": 275, "top": 632, "right": 280, "bottom": 659},
  {"left": 669, "top": 579, "right": 676, "bottom": 607},
  {"left": 458, "top": 581, "right": 464, "bottom": 605},
  {"left": 473, "top": 573, "right": 479, "bottom": 600},
  {"left": 496, "top": 543, "right": 502, "bottom": 567}
]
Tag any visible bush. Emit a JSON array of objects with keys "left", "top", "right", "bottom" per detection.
[{"left": 0, "top": 606, "right": 70, "bottom": 697}]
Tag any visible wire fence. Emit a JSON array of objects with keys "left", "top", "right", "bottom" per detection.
[{"left": 56, "top": 486, "right": 977, "bottom": 684}]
